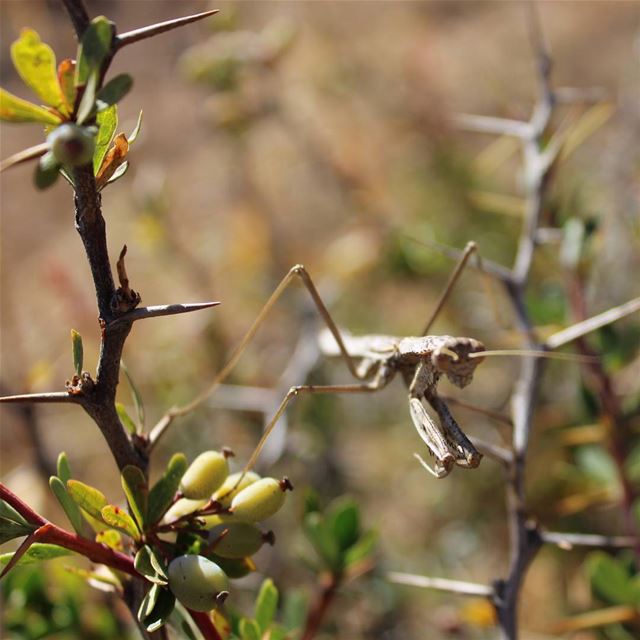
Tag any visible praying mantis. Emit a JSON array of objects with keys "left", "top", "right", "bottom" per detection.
[{"left": 151, "top": 241, "right": 546, "bottom": 478}]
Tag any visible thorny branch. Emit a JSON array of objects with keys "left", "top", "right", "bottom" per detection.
[
  {"left": 395, "top": 4, "right": 638, "bottom": 639},
  {"left": 1, "top": 1, "right": 219, "bottom": 637}
]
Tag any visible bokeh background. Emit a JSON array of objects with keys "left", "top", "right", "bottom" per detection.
[{"left": 1, "top": 1, "right": 639, "bottom": 638}]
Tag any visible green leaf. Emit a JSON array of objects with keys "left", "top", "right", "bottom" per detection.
[
  {"left": 93, "top": 104, "right": 117, "bottom": 174},
  {"left": 96, "top": 74, "right": 133, "bottom": 111},
  {"left": 56, "top": 452, "right": 73, "bottom": 484},
  {"left": 587, "top": 552, "right": 634, "bottom": 605},
  {"left": 255, "top": 578, "right": 278, "bottom": 633},
  {"left": 147, "top": 453, "right": 188, "bottom": 525},
  {"left": 66, "top": 479, "right": 108, "bottom": 521},
  {"left": 49, "top": 476, "right": 86, "bottom": 536},
  {"left": 128, "top": 110, "right": 143, "bottom": 144},
  {"left": 76, "top": 16, "right": 114, "bottom": 86},
  {"left": 95, "top": 529, "right": 123, "bottom": 551},
  {"left": 303, "top": 512, "right": 340, "bottom": 571},
  {"left": 0, "top": 543, "right": 72, "bottom": 567},
  {"left": 10, "top": 29, "right": 65, "bottom": 110},
  {"left": 139, "top": 583, "right": 161, "bottom": 621},
  {"left": 0, "top": 501, "right": 35, "bottom": 544},
  {"left": 282, "top": 590, "right": 308, "bottom": 633},
  {"left": 116, "top": 402, "right": 138, "bottom": 435},
  {"left": 0, "top": 87, "right": 62, "bottom": 125},
  {"left": 344, "top": 530, "right": 377, "bottom": 568},
  {"left": 135, "top": 546, "right": 168, "bottom": 585},
  {"left": 327, "top": 498, "right": 360, "bottom": 551},
  {"left": 268, "top": 627, "right": 286, "bottom": 640},
  {"left": 121, "top": 360, "right": 145, "bottom": 427},
  {"left": 576, "top": 446, "right": 619, "bottom": 488},
  {"left": 34, "top": 151, "right": 61, "bottom": 190},
  {"left": 239, "top": 618, "right": 261, "bottom": 640},
  {"left": 0, "top": 498, "right": 31, "bottom": 528},
  {"left": 138, "top": 585, "right": 175, "bottom": 633},
  {"left": 76, "top": 68, "right": 99, "bottom": 125},
  {"left": 100, "top": 504, "right": 140, "bottom": 539},
  {"left": 121, "top": 465, "right": 148, "bottom": 531},
  {"left": 70, "top": 329, "right": 83, "bottom": 376}
]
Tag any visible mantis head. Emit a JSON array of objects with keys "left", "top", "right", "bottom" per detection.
[{"left": 431, "top": 337, "right": 486, "bottom": 388}]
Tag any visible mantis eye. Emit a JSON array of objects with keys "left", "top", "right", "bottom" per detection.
[{"left": 432, "top": 338, "right": 486, "bottom": 388}]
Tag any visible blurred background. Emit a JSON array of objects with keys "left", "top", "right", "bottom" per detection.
[{"left": 1, "top": 1, "right": 639, "bottom": 638}]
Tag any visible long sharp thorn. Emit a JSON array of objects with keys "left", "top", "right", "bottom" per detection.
[
  {"left": 545, "top": 297, "right": 640, "bottom": 350},
  {"left": 109, "top": 301, "right": 220, "bottom": 326},
  {"left": 115, "top": 10, "right": 219, "bottom": 50},
  {"left": 0, "top": 392, "right": 76, "bottom": 404},
  {"left": 1, "top": 143, "right": 50, "bottom": 173}
]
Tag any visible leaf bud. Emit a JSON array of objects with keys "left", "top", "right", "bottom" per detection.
[{"left": 48, "top": 123, "right": 96, "bottom": 166}]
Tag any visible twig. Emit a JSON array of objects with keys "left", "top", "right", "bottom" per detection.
[
  {"left": 455, "top": 114, "right": 531, "bottom": 139},
  {"left": 302, "top": 574, "right": 339, "bottom": 640},
  {"left": 60, "top": 0, "right": 90, "bottom": 38},
  {"left": 0, "top": 483, "right": 139, "bottom": 578},
  {"left": 542, "top": 531, "right": 638, "bottom": 550},
  {"left": 387, "top": 572, "right": 494, "bottom": 598},
  {"left": 0, "top": 142, "right": 49, "bottom": 172},
  {"left": 115, "top": 10, "right": 219, "bottom": 50},
  {"left": 545, "top": 297, "right": 640, "bottom": 349}
]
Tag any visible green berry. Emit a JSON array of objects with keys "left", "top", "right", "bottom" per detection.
[
  {"left": 180, "top": 451, "right": 229, "bottom": 500},
  {"left": 210, "top": 523, "right": 271, "bottom": 559},
  {"left": 168, "top": 554, "right": 228, "bottom": 612},
  {"left": 229, "top": 477, "right": 292, "bottom": 522},
  {"left": 209, "top": 554, "right": 254, "bottom": 579},
  {"left": 212, "top": 470, "right": 261, "bottom": 507},
  {"left": 162, "top": 497, "right": 207, "bottom": 524},
  {"left": 48, "top": 124, "right": 96, "bottom": 166}
]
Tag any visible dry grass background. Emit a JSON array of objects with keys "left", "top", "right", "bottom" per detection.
[{"left": 1, "top": 2, "right": 639, "bottom": 638}]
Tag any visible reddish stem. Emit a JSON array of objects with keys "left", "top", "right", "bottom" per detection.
[
  {"left": 1, "top": 483, "right": 46, "bottom": 526},
  {"left": 187, "top": 610, "right": 223, "bottom": 640},
  {"left": 302, "top": 573, "right": 339, "bottom": 640}
]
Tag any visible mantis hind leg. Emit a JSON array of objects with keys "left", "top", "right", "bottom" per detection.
[{"left": 149, "top": 264, "right": 370, "bottom": 449}]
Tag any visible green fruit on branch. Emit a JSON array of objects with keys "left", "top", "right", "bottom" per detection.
[
  {"left": 229, "top": 477, "right": 292, "bottom": 522},
  {"left": 167, "top": 554, "right": 229, "bottom": 612},
  {"left": 180, "top": 451, "right": 230, "bottom": 500}
]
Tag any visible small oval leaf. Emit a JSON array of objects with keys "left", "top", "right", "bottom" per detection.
[
  {"left": 0, "top": 543, "right": 72, "bottom": 567},
  {"left": 70, "top": 329, "right": 83, "bottom": 376},
  {"left": 96, "top": 74, "right": 133, "bottom": 111},
  {"left": 121, "top": 465, "right": 148, "bottom": 531},
  {"left": 95, "top": 528, "right": 123, "bottom": 551},
  {"left": 49, "top": 476, "right": 86, "bottom": 536},
  {"left": 147, "top": 453, "right": 188, "bottom": 525},
  {"left": 116, "top": 402, "right": 137, "bottom": 436},
  {"left": 34, "top": 151, "right": 61, "bottom": 190},
  {"left": 56, "top": 452, "right": 73, "bottom": 484},
  {"left": 0, "top": 87, "right": 62, "bottom": 125},
  {"left": 93, "top": 104, "right": 118, "bottom": 174},
  {"left": 11, "top": 29, "right": 65, "bottom": 110},
  {"left": 66, "top": 479, "right": 108, "bottom": 521},
  {"left": 100, "top": 504, "right": 140, "bottom": 539},
  {"left": 76, "top": 16, "right": 115, "bottom": 86},
  {"left": 255, "top": 578, "right": 278, "bottom": 633}
]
